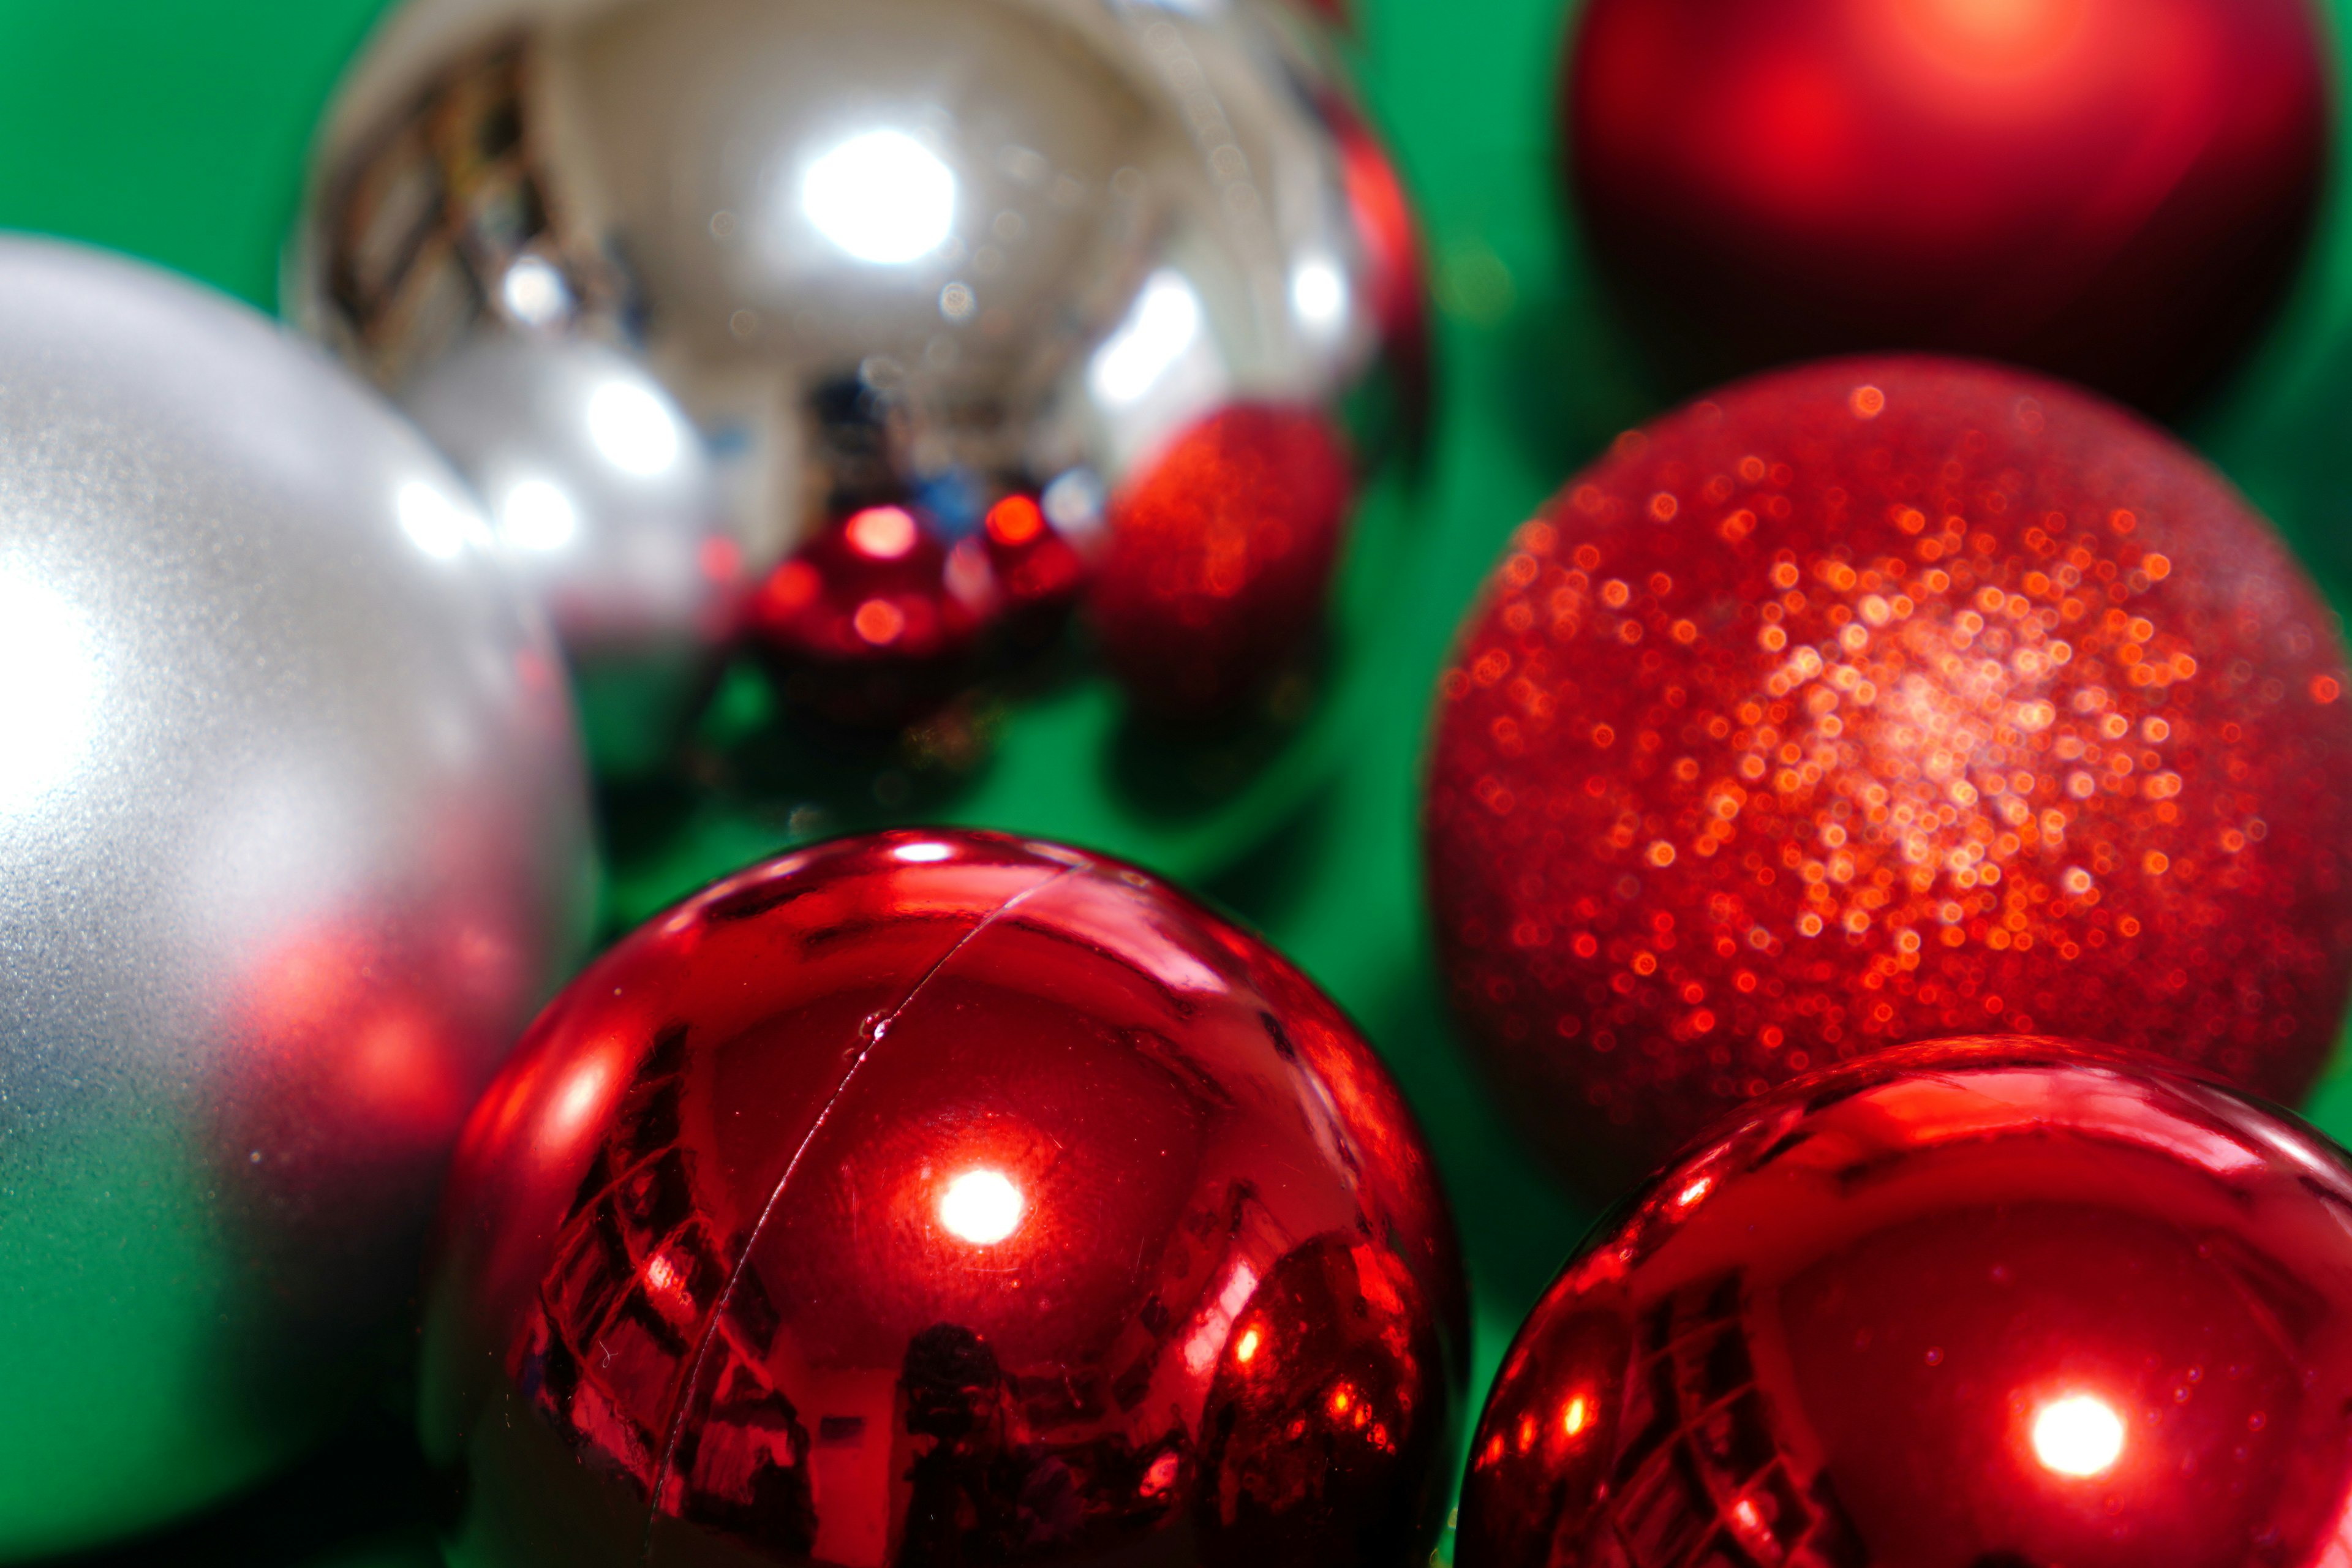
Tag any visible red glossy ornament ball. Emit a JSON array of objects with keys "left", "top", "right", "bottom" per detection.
[
  {"left": 980, "top": 492, "right": 1088, "bottom": 652},
  {"left": 1459, "top": 1038, "right": 2352, "bottom": 1568},
  {"left": 1425, "top": 358, "right": 2352, "bottom": 1191},
  {"left": 747, "top": 502, "right": 982, "bottom": 728},
  {"left": 1567, "top": 0, "right": 2329, "bottom": 413},
  {"left": 1093, "top": 403, "right": 1354, "bottom": 721},
  {"left": 423, "top": 828, "right": 1466, "bottom": 1567}
]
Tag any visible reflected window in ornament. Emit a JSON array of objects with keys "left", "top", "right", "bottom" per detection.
[
  {"left": 801, "top": 129, "right": 958, "bottom": 265},
  {"left": 1235, "top": 1325, "right": 1264, "bottom": 1365},
  {"left": 938, "top": 1168, "right": 1024, "bottom": 1244},
  {"left": 892, "top": 841, "right": 954, "bottom": 863},
  {"left": 498, "top": 478, "right": 580, "bottom": 552},
  {"left": 1041, "top": 468, "right": 1106, "bottom": 540},
  {"left": 0, "top": 563, "right": 100, "bottom": 817},
  {"left": 499, "top": 255, "right": 572, "bottom": 326},
  {"left": 846, "top": 506, "right": 919, "bottom": 560},
  {"left": 2032, "top": 1393, "right": 2124, "bottom": 1476},
  {"left": 586, "top": 381, "right": 684, "bottom": 478},
  {"left": 1090, "top": 270, "right": 1204, "bottom": 406},
  {"left": 1289, "top": 255, "right": 1349, "bottom": 334},
  {"left": 396, "top": 481, "right": 484, "bottom": 561}
]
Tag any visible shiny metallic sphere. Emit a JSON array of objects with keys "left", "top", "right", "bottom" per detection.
[
  {"left": 289, "top": 0, "right": 1402, "bottom": 739},
  {"left": 0, "top": 238, "right": 594, "bottom": 1558}
]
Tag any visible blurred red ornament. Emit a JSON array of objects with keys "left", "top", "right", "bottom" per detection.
[
  {"left": 1425, "top": 358, "right": 2352, "bottom": 1191},
  {"left": 1322, "top": 92, "right": 1431, "bottom": 434},
  {"left": 745, "top": 503, "right": 981, "bottom": 727},
  {"left": 1460, "top": 1038, "right": 2352, "bottom": 1568},
  {"left": 1567, "top": 0, "right": 2328, "bottom": 413},
  {"left": 423, "top": 828, "right": 1466, "bottom": 1567},
  {"left": 980, "top": 492, "right": 1087, "bottom": 650},
  {"left": 1093, "top": 404, "right": 1354, "bottom": 721}
]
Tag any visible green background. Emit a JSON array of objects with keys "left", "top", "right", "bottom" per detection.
[{"left": 6, "top": 0, "right": 2352, "bottom": 1561}]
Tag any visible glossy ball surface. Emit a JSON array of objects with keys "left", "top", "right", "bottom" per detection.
[
  {"left": 293, "top": 0, "right": 1404, "bottom": 734},
  {"left": 424, "top": 829, "right": 1466, "bottom": 1567},
  {"left": 1460, "top": 1039, "right": 2352, "bottom": 1568},
  {"left": 1425, "top": 358, "right": 2352, "bottom": 1190},
  {"left": 0, "top": 238, "right": 591, "bottom": 1556},
  {"left": 745, "top": 503, "right": 984, "bottom": 729},
  {"left": 1567, "top": 0, "right": 2329, "bottom": 413}
]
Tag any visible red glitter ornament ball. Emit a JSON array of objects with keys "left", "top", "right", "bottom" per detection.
[
  {"left": 423, "top": 828, "right": 1466, "bottom": 1568},
  {"left": 1093, "top": 403, "right": 1354, "bottom": 721},
  {"left": 747, "top": 502, "right": 982, "bottom": 728},
  {"left": 1424, "top": 358, "right": 2352, "bottom": 1191},
  {"left": 1567, "top": 0, "right": 2328, "bottom": 413},
  {"left": 1460, "top": 1038, "right": 2352, "bottom": 1568}
]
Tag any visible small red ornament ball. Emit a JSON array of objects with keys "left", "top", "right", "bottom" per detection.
[
  {"left": 1093, "top": 404, "right": 1354, "bottom": 721},
  {"left": 1459, "top": 1039, "right": 2352, "bottom": 1568},
  {"left": 1567, "top": 0, "right": 2328, "bottom": 413},
  {"left": 1424, "top": 358, "right": 2352, "bottom": 1191},
  {"left": 747, "top": 502, "right": 982, "bottom": 728},
  {"left": 423, "top": 828, "right": 1465, "bottom": 1568}
]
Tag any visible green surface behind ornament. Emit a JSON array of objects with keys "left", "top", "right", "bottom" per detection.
[{"left": 8, "top": 0, "right": 2352, "bottom": 1562}]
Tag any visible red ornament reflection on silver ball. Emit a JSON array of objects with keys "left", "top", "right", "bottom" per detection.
[
  {"left": 1093, "top": 403, "right": 1354, "bottom": 721},
  {"left": 1424, "top": 358, "right": 2352, "bottom": 1191},
  {"left": 1459, "top": 1038, "right": 2352, "bottom": 1568},
  {"left": 745, "top": 502, "right": 982, "bottom": 728},
  {"left": 423, "top": 828, "right": 1466, "bottom": 1567},
  {"left": 1567, "top": 0, "right": 2329, "bottom": 413}
]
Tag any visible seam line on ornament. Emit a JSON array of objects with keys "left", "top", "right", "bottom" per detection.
[{"left": 636, "top": 858, "right": 1083, "bottom": 1565}]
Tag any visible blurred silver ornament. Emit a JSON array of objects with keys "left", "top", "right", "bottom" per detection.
[
  {"left": 288, "top": 0, "right": 1412, "bottom": 728},
  {"left": 0, "top": 237, "right": 594, "bottom": 1557}
]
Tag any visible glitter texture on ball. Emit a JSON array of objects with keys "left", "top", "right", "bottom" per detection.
[{"left": 1425, "top": 357, "right": 2352, "bottom": 1189}]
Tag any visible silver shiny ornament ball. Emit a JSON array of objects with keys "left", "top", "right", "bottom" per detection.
[
  {"left": 0, "top": 238, "right": 594, "bottom": 1558},
  {"left": 289, "top": 0, "right": 1403, "bottom": 731}
]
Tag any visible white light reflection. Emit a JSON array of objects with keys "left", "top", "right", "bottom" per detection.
[
  {"left": 497, "top": 478, "right": 580, "bottom": 552},
  {"left": 938, "top": 1169, "right": 1024, "bottom": 1244},
  {"left": 586, "top": 381, "right": 684, "bottom": 478},
  {"left": 1090, "top": 270, "right": 1204, "bottom": 407},
  {"left": 892, "top": 840, "right": 954, "bottom": 863},
  {"left": 500, "top": 256, "right": 571, "bottom": 325},
  {"left": 0, "top": 563, "right": 100, "bottom": 817},
  {"left": 397, "top": 481, "right": 486, "bottom": 560},
  {"left": 2032, "top": 1394, "right": 2124, "bottom": 1477},
  {"left": 802, "top": 129, "right": 958, "bottom": 265},
  {"left": 1289, "top": 255, "right": 1348, "bottom": 333}
]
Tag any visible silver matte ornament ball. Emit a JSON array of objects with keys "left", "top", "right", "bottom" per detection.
[
  {"left": 289, "top": 0, "right": 1401, "bottom": 736},
  {"left": 0, "top": 238, "right": 594, "bottom": 1557}
]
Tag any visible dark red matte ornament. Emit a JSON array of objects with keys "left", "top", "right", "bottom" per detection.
[
  {"left": 1425, "top": 358, "right": 2352, "bottom": 1191},
  {"left": 745, "top": 502, "right": 981, "bottom": 728},
  {"left": 1093, "top": 404, "right": 1354, "bottom": 721},
  {"left": 1567, "top": 0, "right": 2329, "bottom": 413},
  {"left": 1460, "top": 1039, "right": 2352, "bottom": 1568},
  {"left": 421, "top": 828, "right": 1466, "bottom": 1567}
]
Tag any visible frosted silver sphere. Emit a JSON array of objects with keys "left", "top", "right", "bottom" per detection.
[
  {"left": 0, "top": 238, "right": 594, "bottom": 1557},
  {"left": 288, "top": 0, "right": 1406, "bottom": 738}
]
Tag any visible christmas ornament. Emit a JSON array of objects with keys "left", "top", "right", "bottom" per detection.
[
  {"left": 0, "top": 238, "right": 591, "bottom": 1558},
  {"left": 423, "top": 829, "right": 1465, "bottom": 1568},
  {"left": 745, "top": 502, "right": 985, "bottom": 730},
  {"left": 1567, "top": 0, "right": 2328, "bottom": 413},
  {"left": 292, "top": 0, "right": 1410, "bottom": 741},
  {"left": 398, "top": 333, "right": 741, "bottom": 777},
  {"left": 1460, "top": 1038, "right": 2352, "bottom": 1568},
  {"left": 1425, "top": 358, "right": 2352, "bottom": 1191},
  {"left": 1095, "top": 403, "right": 1355, "bottom": 720}
]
